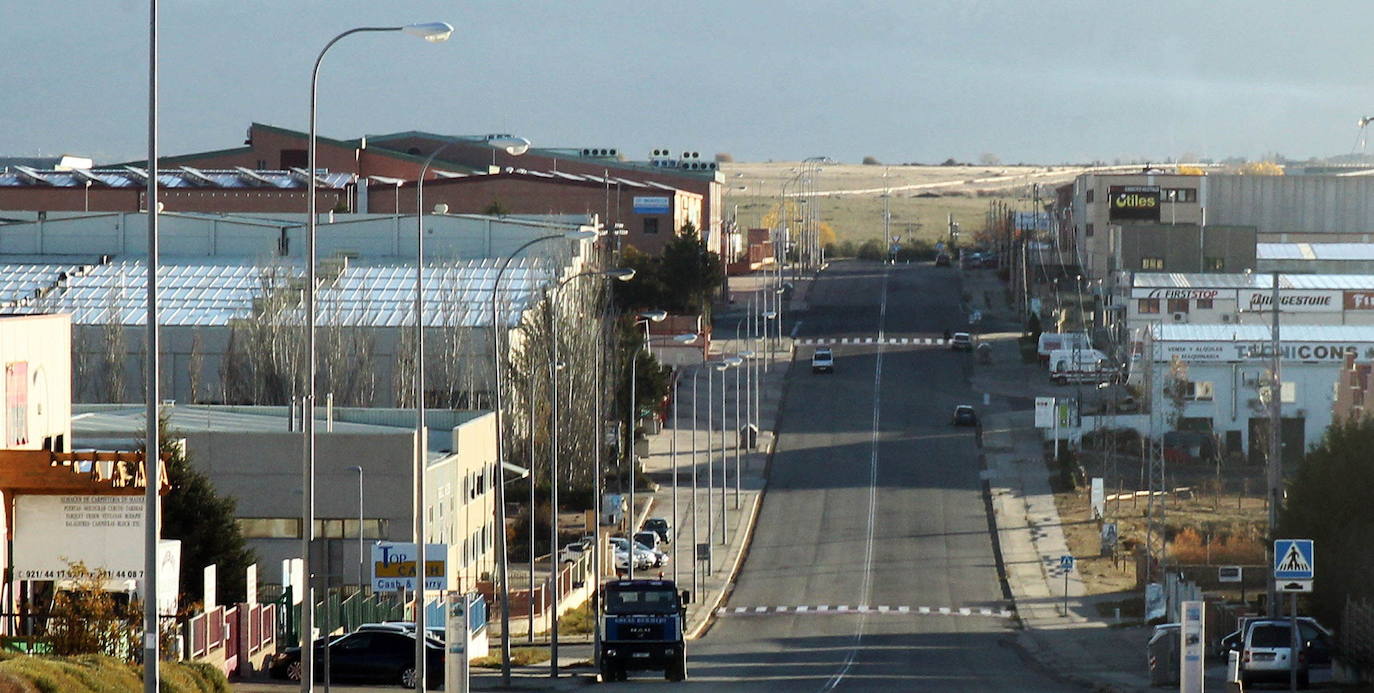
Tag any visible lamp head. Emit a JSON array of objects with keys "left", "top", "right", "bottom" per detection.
[
  {"left": 639, "top": 310, "right": 668, "bottom": 322},
  {"left": 725, "top": 356, "right": 744, "bottom": 367},
  {"left": 739, "top": 350, "right": 755, "bottom": 358},
  {"left": 710, "top": 361, "right": 730, "bottom": 371},
  {"left": 487, "top": 135, "right": 531, "bottom": 156},
  {"left": 403, "top": 22, "right": 454, "bottom": 43},
  {"left": 432, "top": 203, "right": 449, "bottom": 215},
  {"left": 674, "top": 333, "right": 699, "bottom": 344},
  {"left": 763, "top": 310, "right": 778, "bottom": 319},
  {"left": 606, "top": 268, "right": 636, "bottom": 282}
]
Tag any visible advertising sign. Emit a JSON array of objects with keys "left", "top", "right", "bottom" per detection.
[
  {"left": 1158, "top": 340, "right": 1374, "bottom": 363},
  {"left": 1108, "top": 185, "right": 1160, "bottom": 221},
  {"left": 1090, "top": 478, "right": 1105, "bottom": 519},
  {"left": 1014, "top": 212, "right": 1051, "bottom": 231},
  {"left": 633, "top": 196, "right": 671, "bottom": 214},
  {"left": 371, "top": 542, "right": 447, "bottom": 592},
  {"left": 1239, "top": 289, "right": 1340, "bottom": 313},
  {"left": 1131, "top": 287, "right": 1224, "bottom": 301},
  {"left": 1034, "top": 397, "right": 1055, "bottom": 428},
  {"left": 1180, "top": 600, "right": 1205, "bottom": 693},
  {"left": 1345, "top": 291, "right": 1374, "bottom": 310},
  {"left": 5, "top": 361, "right": 27, "bottom": 446},
  {"left": 13, "top": 495, "right": 146, "bottom": 580},
  {"left": 156, "top": 540, "right": 181, "bottom": 616}
]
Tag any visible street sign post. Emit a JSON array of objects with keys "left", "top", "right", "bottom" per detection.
[
  {"left": 1059, "top": 554, "right": 1074, "bottom": 616},
  {"left": 1180, "top": 600, "right": 1205, "bottom": 693},
  {"left": 1273, "top": 539, "right": 1314, "bottom": 692}
]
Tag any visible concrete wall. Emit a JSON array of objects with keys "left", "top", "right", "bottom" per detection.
[
  {"left": 0, "top": 314, "right": 71, "bottom": 450},
  {"left": 1110, "top": 224, "right": 1255, "bottom": 274}
]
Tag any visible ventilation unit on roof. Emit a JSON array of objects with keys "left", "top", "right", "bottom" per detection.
[{"left": 1172, "top": 312, "right": 1186, "bottom": 322}]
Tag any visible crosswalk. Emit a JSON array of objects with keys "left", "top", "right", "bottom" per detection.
[
  {"left": 798, "top": 337, "right": 949, "bottom": 346},
  {"left": 716, "top": 604, "right": 1014, "bottom": 618}
]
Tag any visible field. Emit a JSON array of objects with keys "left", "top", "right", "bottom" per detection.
[{"left": 720, "top": 162, "right": 1107, "bottom": 246}]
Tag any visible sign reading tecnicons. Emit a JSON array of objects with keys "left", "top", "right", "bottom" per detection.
[
  {"left": 1158, "top": 340, "right": 1374, "bottom": 363},
  {"left": 1107, "top": 185, "right": 1160, "bottom": 221}
]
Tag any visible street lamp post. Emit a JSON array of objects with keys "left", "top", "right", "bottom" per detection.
[
  {"left": 142, "top": 2, "right": 161, "bottom": 688},
  {"left": 666, "top": 333, "right": 699, "bottom": 586},
  {"left": 734, "top": 351, "right": 752, "bottom": 506},
  {"left": 626, "top": 310, "right": 667, "bottom": 580},
  {"left": 303, "top": 22, "right": 452, "bottom": 692},
  {"left": 349, "top": 466, "right": 364, "bottom": 588},
  {"left": 717, "top": 357, "right": 742, "bottom": 544}
]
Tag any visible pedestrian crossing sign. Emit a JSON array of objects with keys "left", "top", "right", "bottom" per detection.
[{"left": 1273, "top": 539, "right": 1314, "bottom": 581}]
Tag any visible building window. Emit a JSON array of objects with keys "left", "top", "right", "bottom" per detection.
[
  {"left": 1086, "top": 189, "right": 1095, "bottom": 203},
  {"left": 1167, "top": 299, "right": 1189, "bottom": 313},
  {"left": 1085, "top": 222, "right": 1094, "bottom": 237},
  {"left": 1281, "top": 381, "right": 1297, "bottom": 404},
  {"left": 643, "top": 218, "right": 660, "bottom": 235},
  {"left": 1162, "top": 188, "right": 1198, "bottom": 203},
  {"left": 1196, "top": 298, "right": 1214, "bottom": 309},
  {"left": 237, "top": 518, "right": 301, "bottom": 539},
  {"left": 1186, "top": 381, "right": 1214, "bottom": 401},
  {"left": 1139, "top": 298, "right": 1161, "bottom": 314},
  {"left": 314, "top": 518, "right": 388, "bottom": 539},
  {"left": 1204, "top": 256, "right": 1225, "bottom": 271},
  {"left": 279, "top": 149, "right": 307, "bottom": 169},
  {"left": 1141, "top": 257, "right": 1165, "bottom": 270}
]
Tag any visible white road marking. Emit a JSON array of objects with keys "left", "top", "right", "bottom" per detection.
[{"left": 715, "top": 605, "right": 1013, "bottom": 618}]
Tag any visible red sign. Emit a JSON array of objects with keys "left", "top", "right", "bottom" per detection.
[
  {"left": 1345, "top": 291, "right": 1374, "bottom": 310},
  {"left": 5, "top": 362, "right": 28, "bottom": 446}
]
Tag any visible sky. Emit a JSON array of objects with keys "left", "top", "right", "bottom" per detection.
[{"left": 4, "top": 0, "right": 1374, "bottom": 166}]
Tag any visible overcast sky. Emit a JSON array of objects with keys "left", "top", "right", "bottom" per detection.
[{"left": 4, "top": 0, "right": 1373, "bottom": 165}]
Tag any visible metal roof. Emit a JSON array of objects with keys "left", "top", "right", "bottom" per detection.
[
  {"left": 1257, "top": 243, "right": 1374, "bottom": 261},
  {"left": 4, "top": 257, "right": 549, "bottom": 328},
  {"left": 0, "top": 167, "right": 353, "bottom": 190},
  {"left": 1133, "top": 272, "right": 1374, "bottom": 290},
  {"left": 1153, "top": 324, "right": 1374, "bottom": 342}
]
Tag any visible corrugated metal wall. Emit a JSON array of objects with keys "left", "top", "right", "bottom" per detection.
[{"left": 1206, "top": 175, "right": 1374, "bottom": 235}]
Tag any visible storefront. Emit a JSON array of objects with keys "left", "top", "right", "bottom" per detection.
[{"left": 1117, "top": 272, "right": 1374, "bottom": 334}]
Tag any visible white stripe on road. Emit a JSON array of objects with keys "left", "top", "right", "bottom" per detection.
[{"left": 715, "top": 605, "right": 1014, "bottom": 618}]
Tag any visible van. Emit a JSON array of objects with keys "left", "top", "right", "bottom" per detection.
[
  {"left": 1237, "top": 618, "right": 1334, "bottom": 688},
  {"left": 1048, "top": 348, "right": 1115, "bottom": 385},
  {"left": 1037, "top": 332, "right": 1090, "bottom": 364}
]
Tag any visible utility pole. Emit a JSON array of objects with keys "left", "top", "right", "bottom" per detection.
[{"left": 1266, "top": 271, "right": 1282, "bottom": 617}]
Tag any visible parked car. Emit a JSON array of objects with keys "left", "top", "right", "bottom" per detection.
[
  {"left": 559, "top": 539, "right": 591, "bottom": 564},
  {"left": 812, "top": 346, "right": 834, "bottom": 374},
  {"left": 609, "top": 537, "right": 655, "bottom": 570},
  {"left": 1237, "top": 618, "right": 1334, "bottom": 688},
  {"left": 950, "top": 332, "right": 973, "bottom": 351},
  {"left": 269, "top": 630, "right": 443, "bottom": 687},
  {"left": 952, "top": 405, "right": 979, "bottom": 427},
  {"left": 634, "top": 531, "right": 670, "bottom": 566},
  {"left": 644, "top": 517, "right": 672, "bottom": 544},
  {"left": 357, "top": 621, "right": 414, "bottom": 635}
]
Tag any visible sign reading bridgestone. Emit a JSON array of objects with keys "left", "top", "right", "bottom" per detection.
[{"left": 1108, "top": 185, "right": 1160, "bottom": 221}]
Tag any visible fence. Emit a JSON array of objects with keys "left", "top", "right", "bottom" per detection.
[
  {"left": 184, "top": 602, "right": 276, "bottom": 676},
  {"left": 493, "top": 549, "right": 595, "bottom": 635}
]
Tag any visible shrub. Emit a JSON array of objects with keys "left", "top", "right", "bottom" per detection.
[
  {"left": 0, "top": 655, "right": 226, "bottom": 693},
  {"left": 861, "top": 156, "right": 881, "bottom": 166}
]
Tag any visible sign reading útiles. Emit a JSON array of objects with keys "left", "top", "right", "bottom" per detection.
[{"left": 1107, "top": 185, "right": 1160, "bottom": 221}]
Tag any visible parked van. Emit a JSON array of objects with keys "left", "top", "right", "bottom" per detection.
[
  {"left": 1037, "top": 332, "right": 1090, "bottom": 364},
  {"left": 1048, "top": 348, "right": 1115, "bottom": 385}
]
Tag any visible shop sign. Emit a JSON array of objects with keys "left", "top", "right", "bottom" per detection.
[
  {"left": 1158, "top": 340, "right": 1374, "bottom": 363},
  {"left": 1132, "top": 288, "right": 1223, "bottom": 301},
  {"left": 1345, "top": 291, "right": 1374, "bottom": 310},
  {"left": 1239, "top": 290, "right": 1340, "bottom": 313},
  {"left": 1108, "top": 185, "right": 1160, "bottom": 221}
]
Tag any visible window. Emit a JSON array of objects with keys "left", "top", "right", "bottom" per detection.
[
  {"left": 1162, "top": 188, "right": 1198, "bottom": 203},
  {"left": 1186, "top": 381, "right": 1214, "bottom": 401},
  {"left": 1141, "top": 257, "right": 1165, "bottom": 270},
  {"left": 1196, "top": 298, "right": 1214, "bottom": 309},
  {"left": 1086, "top": 189, "right": 1095, "bottom": 203},
  {"left": 1138, "top": 298, "right": 1161, "bottom": 314},
  {"left": 643, "top": 217, "right": 660, "bottom": 235},
  {"left": 314, "top": 518, "right": 387, "bottom": 539},
  {"left": 237, "top": 518, "right": 301, "bottom": 539},
  {"left": 1281, "top": 381, "right": 1296, "bottom": 404},
  {"left": 1084, "top": 222, "right": 1094, "bottom": 237},
  {"left": 1167, "top": 299, "right": 1189, "bottom": 313},
  {"left": 279, "top": 149, "right": 307, "bottom": 169},
  {"left": 1204, "top": 256, "right": 1225, "bottom": 271}
]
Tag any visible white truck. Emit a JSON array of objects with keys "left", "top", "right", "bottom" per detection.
[{"left": 1048, "top": 348, "right": 1116, "bottom": 385}]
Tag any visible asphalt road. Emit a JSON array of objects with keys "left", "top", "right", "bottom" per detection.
[{"left": 649, "top": 260, "right": 1073, "bottom": 691}]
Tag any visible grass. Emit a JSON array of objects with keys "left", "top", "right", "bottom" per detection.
[
  {"left": 0, "top": 654, "right": 228, "bottom": 693},
  {"left": 557, "top": 603, "right": 594, "bottom": 635},
  {"left": 471, "top": 647, "right": 550, "bottom": 669}
]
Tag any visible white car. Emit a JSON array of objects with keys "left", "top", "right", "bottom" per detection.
[
  {"left": 559, "top": 540, "right": 590, "bottom": 564},
  {"left": 609, "top": 537, "right": 655, "bottom": 569},
  {"left": 811, "top": 346, "right": 834, "bottom": 374}
]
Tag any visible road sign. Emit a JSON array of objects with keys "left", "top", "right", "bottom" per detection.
[
  {"left": 1180, "top": 600, "right": 1205, "bottom": 693},
  {"left": 1273, "top": 539, "right": 1314, "bottom": 580},
  {"left": 695, "top": 543, "right": 711, "bottom": 562},
  {"left": 1278, "top": 580, "right": 1313, "bottom": 593},
  {"left": 1034, "top": 397, "right": 1055, "bottom": 428},
  {"left": 1059, "top": 554, "right": 1075, "bottom": 572},
  {"left": 1218, "top": 566, "right": 1243, "bottom": 583}
]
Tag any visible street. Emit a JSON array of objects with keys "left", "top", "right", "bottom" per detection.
[{"left": 656, "top": 260, "right": 1071, "bottom": 690}]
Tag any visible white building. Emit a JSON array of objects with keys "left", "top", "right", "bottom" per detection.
[
  {"left": 1132, "top": 324, "right": 1374, "bottom": 460},
  {"left": 0, "top": 313, "right": 71, "bottom": 451}
]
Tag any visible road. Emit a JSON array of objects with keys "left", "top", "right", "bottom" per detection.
[{"left": 653, "top": 260, "right": 1073, "bottom": 691}]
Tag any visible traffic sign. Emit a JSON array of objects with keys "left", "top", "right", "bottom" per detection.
[
  {"left": 1273, "top": 539, "right": 1314, "bottom": 580},
  {"left": 1059, "top": 554, "right": 1075, "bottom": 572},
  {"left": 1218, "top": 566, "right": 1243, "bottom": 583},
  {"left": 1278, "top": 580, "right": 1313, "bottom": 593}
]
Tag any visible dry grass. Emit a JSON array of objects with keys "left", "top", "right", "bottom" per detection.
[{"left": 471, "top": 646, "right": 550, "bottom": 669}]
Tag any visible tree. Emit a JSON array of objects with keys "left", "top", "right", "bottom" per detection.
[
  {"left": 43, "top": 562, "right": 141, "bottom": 657},
  {"left": 656, "top": 222, "right": 723, "bottom": 315},
  {"left": 714, "top": 152, "right": 734, "bottom": 163},
  {"left": 979, "top": 153, "right": 1001, "bottom": 166},
  {"left": 1237, "top": 161, "right": 1284, "bottom": 176},
  {"left": 147, "top": 411, "right": 256, "bottom": 607},
  {"left": 1279, "top": 416, "right": 1374, "bottom": 625},
  {"left": 861, "top": 156, "right": 881, "bottom": 166}
]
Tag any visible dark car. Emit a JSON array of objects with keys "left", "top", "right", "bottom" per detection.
[
  {"left": 270, "top": 630, "right": 444, "bottom": 688},
  {"left": 952, "top": 405, "right": 979, "bottom": 426},
  {"left": 644, "top": 517, "right": 672, "bottom": 544}
]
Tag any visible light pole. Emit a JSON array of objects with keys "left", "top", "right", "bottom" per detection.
[
  {"left": 718, "top": 356, "right": 742, "bottom": 544},
  {"left": 349, "top": 466, "right": 364, "bottom": 588},
  {"left": 734, "top": 351, "right": 753, "bottom": 506},
  {"left": 488, "top": 228, "right": 595, "bottom": 683},
  {"left": 142, "top": 1, "right": 161, "bottom": 687},
  {"left": 303, "top": 22, "right": 452, "bottom": 692},
  {"left": 626, "top": 309, "right": 667, "bottom": 580},
  {"left": 541, "top": 267, "right": 634, "bottom": 677},
  {"left": 667, "top": 333, "right": 699, "bottom": 585}
]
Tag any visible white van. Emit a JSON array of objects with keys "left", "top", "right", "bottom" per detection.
[
  {"left": 1048, "top": 348, "right": 1115, "bottom": 385},
  {"left": 1037, "top": 332, "right": 1090, "bottom": 365}
]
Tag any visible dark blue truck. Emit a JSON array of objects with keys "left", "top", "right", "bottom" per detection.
[{"left": 599, "top": 579, "right": 691, "bottom": 682}]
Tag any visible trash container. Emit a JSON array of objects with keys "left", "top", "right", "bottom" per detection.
[{"left": 739, "top": 424, "right": 759, "bottom": 449}]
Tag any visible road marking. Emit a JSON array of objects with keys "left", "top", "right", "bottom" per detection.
[
  {"left": 796, "top": 336, "right": 949, "bottom": 346},
  {"left": 715, "top": 605, "right": 1014, "bottom": 618}
]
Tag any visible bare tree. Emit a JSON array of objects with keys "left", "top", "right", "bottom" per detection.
[
  {"left": 187, "top": 331, "right": 204, "bottom": 404},
  {"left": 221, "top": 260, "right": 303, "bottom": 404},
  {"left": 100, "top": 280, "right": 127, "bottom": 403}
]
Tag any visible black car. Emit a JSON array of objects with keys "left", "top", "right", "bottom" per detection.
[
  {"left": 952, "top": 405, "right": 979, "bottom": 426},
  {"left": 269, "top": 630, "right": 444, "bottom": 688},
  {"left": 644, "top": 517, "right": 672, "bottom": 544}
]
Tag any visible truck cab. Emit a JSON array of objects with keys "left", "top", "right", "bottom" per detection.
[{"left": 599, "top": 579, "right": 690, "bottom": 682}]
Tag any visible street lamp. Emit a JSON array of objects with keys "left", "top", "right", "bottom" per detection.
[
  {"left": 141, "top": 2, "right": 161, "bottom": 682},
  {"left": 734, "top": 351, "right": 754, "bottom": 507},
  {"left": 667, "top": 333, "right": 699, "bottom": 584},
  {"left": 302, "top": 21, "right": 451, "bottom": 692},
  {"left": 718, "top": 356, "right": 742, "bottom": 543},
  {"left": 487, "top": 227, "right": 595, "bottom": 682},
  {"left": 626, "top": 309, "right": 667, "bottom": 580}
]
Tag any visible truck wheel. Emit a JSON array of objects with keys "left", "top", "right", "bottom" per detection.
[{"left": 666, "top": 654, "right": 687, "bottom": 681}]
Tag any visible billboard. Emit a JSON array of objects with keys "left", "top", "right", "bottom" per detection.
[
  {"left": 13, "top": 495, "right": 146, "bottom": 580},
  {"left": 1108, "top": 185, "right": 1160, "bottom": 221},
  {"left": 371, "top": 542, "right": 448, "bottom": 592},
  {"left": 1158, "top": 340, "right": 1374, "bottom": 363},
  {"left": 1239, "top": 289, "right": 1340, "bottom": 313},
  {"left": 633, "top": 196, "right": 671, "bottom": 214}
]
